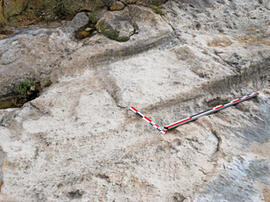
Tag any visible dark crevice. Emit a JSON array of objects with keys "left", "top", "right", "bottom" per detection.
[
  {"left": 211, "top": 130, "right": 222, "bottom": 155},
  {"left": 206, "top": 97, "right": 231, "bottom": 108},
  {"left": 29, "top": 102, "right": 49, "bottom": 116},
  {"left": 67, "top": 189, "right": 84, "bottom": 199},
  {"left": 0, "top": 78, "right": 52, "bottom": 110},
  {"left": 96, "top": 173, "right": 110, "bottom": 182}
]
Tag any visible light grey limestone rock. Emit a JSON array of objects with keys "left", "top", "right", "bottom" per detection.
[{"left": 0, "top": 0, "right": 270, "bottom": 201}]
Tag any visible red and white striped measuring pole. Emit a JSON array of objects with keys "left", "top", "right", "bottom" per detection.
[
  {"left": 129, "top": 92, "right": 259, "bottom": 134},
  {"left": 130, "top": 107, "right": 167, "bottom": 134}
]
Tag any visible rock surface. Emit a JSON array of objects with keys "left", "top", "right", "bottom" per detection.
[
  {"left": 0, "top": 5, "right": 172, "bottom": 97},
  {"left": 0, "top": 0, "right": 270, "bottom": 201}
]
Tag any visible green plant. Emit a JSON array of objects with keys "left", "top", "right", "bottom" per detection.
[
  {"left": 14, "top": 80, "right": 34, "bottom": 95},
  {"left": 55, "top": 0, "right": 71, "bottom": 19},
  {"left": 88, "top": 11, "right": 98, "bottom": 24},
  {"left": 152, "top": 6, "right": 164, "bottom": 15}
]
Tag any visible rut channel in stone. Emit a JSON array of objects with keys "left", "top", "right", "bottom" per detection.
[{"left": 142, "top": 57, "right": 270, "bottom": 118}]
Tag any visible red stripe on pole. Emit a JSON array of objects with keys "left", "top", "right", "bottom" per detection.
[
  {"left": 232, "top": 99, "right": 241, "bottom": 103},
  {"left": 130, "top": 107, "right": 138, "bottom": 112},
  {"left": 215, "top": 105, "right": 224, "bottom": 110},
  {"left": 162, "top": 129, "right": 167, "bottom": 134},
  {"left": 167, "top": 117, "right": 192, "bottom": 128},
  {"left": 155, "top": 124, "right": 160, "bottom": 128},
  {"left": 245, "top": 95, "right": 250, "bottom": 99},
  {"left": 253, "top": 92, "right": 259, "bottom": 95},
  {"left": 144, "top": 116, "right": 152, "bottom": 122}
]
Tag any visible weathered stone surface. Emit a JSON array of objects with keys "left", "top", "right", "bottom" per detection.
[
  {"left": 0, "top": 4, "right": 172, "bottom": 98},
  {"left": 0, "top": 0, "right": 270, "bottom": 201},
  {"left": 0, "top": 27, "right": 80, "bottom": 96}
]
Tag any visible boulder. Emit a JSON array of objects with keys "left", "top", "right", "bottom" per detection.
[
  {"left": 110, "top": 1, "right": 125, "bottom": 11},
  {"left": 2, "top": 0, "right": 29, "bottom": 19},
  {"left": 96, "top": 8, "right": 135, "bottom": 41},
  {"left": 63, "top": 12, "right": 89, "bottom": 34}
]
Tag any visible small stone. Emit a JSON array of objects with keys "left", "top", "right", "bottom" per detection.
[
  {"left": 85, "top": 27, "right": 93, "bottom": 32},
  {"left": 110, "top": 1, "right": 125, "bottom": 11},
  {"left": 76, "top": 31, "right": 91, "bottom": 39}
]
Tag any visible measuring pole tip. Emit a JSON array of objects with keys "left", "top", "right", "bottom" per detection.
[{"left": 130, "top": 106, "right": 138, "bottom": 112}]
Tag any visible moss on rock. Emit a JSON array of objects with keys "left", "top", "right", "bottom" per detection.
[
  {"left": 96, "top": 19, "right": 130, "bottom": 42},
  {"left": 88, "top": 11, "right": 98, "bottom": 25}
]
